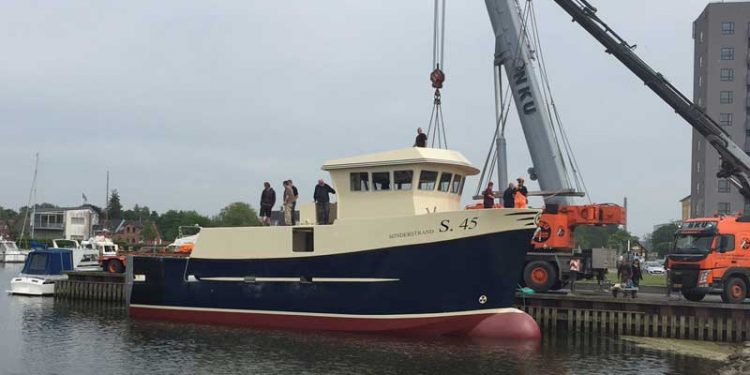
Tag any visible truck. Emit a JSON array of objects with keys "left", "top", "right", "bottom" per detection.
[
  {"left": 483, "top": 0, "right": 626, "bottom": 292},
  {"left": 100, "top": 226, "right": 200, "bottom": 273},
  {"left": 540, "top": 0, "right": 750, "bottom": 303}
]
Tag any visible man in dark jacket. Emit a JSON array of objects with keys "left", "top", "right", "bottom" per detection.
[
  {"left": 414, "top": 127, "right": 427, "bottom": 147},
  {"left": 313, "top": 179, "right": 336, "bottom": 224},
  {"left": 502, "top": 183, "right": 515, "bottom": 208},
  {"left": 483, "top": 182, "right": 495, "bottom": 208},
  {"left": 259, "top": 182, "right": 275, "bottom": 226}
]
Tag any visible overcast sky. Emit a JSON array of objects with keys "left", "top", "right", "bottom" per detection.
[{"left": 0, "top": 0, "right": 716, "bottom": 237}]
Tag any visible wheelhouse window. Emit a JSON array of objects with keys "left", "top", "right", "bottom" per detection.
[
  {"left": 438, "top": 172, "right": 453, "bottom": 192},
  {"left": 451, "top": 175, "right": 464, "bottom": 194},
  {"left": 372, "top": 172, "right": 391, "bottom": 191},
  {"left": 418, "top": 171, "right": 438, "bottom": 191},
  {"left": 394, "top": 170, "right": 413, "bottom": 190},
  {"left": 349, "top": 172, "right": 369, "bottom": 191}
]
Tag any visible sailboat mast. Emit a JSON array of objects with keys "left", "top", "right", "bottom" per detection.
[{"left": 20, "top": 153, "right": 39, "bottom": 243}]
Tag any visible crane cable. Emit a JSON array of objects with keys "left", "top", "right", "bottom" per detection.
[
  {"left": 475, "top": 0, "right": 533, "bottom": 197},
  {"left": 527, "top": 0, "right": 591, "bottom": 202},
  {"left": 426, "top": 0, "right": 448, "bottom": 149}
]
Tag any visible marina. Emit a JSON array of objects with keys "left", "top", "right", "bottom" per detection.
[
  {"left": 1, "top": 0, "right": 749, "bottom": 373},
  {"left": 0, "top": 264, "right": 724, "bottom": 375}
]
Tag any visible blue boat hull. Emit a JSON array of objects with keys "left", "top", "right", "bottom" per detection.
[{"left": 130, "top": 228, "right": 539, "bottom": 338}]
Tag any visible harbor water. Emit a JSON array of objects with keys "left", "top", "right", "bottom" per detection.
[{"left": 0, "top": 264, "right": 722, "bottom": 374}]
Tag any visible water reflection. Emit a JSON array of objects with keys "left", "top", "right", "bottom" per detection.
[{"left": 0, "top": 265, "right": 723, "bottom": 375}]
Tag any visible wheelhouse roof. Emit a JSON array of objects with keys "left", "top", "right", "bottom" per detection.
[{"left": 322, "top": 147, "right": 479, "bottom": 175}]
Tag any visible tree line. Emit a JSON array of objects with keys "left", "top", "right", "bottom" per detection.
[{"left": 0, "top": 189, "right": 263, "bottom": 242}]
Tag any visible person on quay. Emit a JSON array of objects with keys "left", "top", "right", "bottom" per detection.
[
  {"left": 283, "top": 180, "right": 296, "bottom": 226},
  {"left": 502, "top": 182, "right": 516, "bottom": 208},
  {"left": 632, "top": 259, "right": 643, "bottom": 288},
  {"left": 514, "top": 176, "right": 528, "bottom": 208},
  {"left": 569, "top": 257, "right": 582, "bottom": 294},
  {"left": 259, "top": 182, "right": 276, "bottom": 226},
  {"left": 483, "top": 182, "right": 495, "bottom": 209},
  {"left": 289, "top": 179, "right": 299, "bottom": 225},
  {"left": 313, "top": 179, "right": 336, "bottom": 225},
  {"left": 414, "top": 127, "right": 427, "bottom": 147}
]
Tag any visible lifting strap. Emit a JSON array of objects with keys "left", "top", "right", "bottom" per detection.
[{"left": 426, "top": 0, "right": 448, "bottom": 149}]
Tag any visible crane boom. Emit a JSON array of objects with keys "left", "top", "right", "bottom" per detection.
[
  {"left": 485, "top": 0, "right": 575, "bottom": 206},
  {"left": 552, "top": 0, "right": 750, "bottom": 198}
]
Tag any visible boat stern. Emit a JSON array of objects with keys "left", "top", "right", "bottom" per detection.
[{"left": 10, "top": 276, "right": 56, "bottom": 296}]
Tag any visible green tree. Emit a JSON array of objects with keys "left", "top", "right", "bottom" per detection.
[
  {"left": 648, "top": 222, "right": 680, "bottom": 257},
  {"left": 107, "top": 190, "right": 123, "bottom": 220},
  {"left": 607, "top": 229, "right": 639, "bottom": 252},
  {"left": 141, "top": 222, "right": 158, "bottom": 242},
  {"left": 157, "top": 210, "right": 213, "bottom": 241},
  {"left": 213, "top": 202, "right": 262, "bottom": 227}
]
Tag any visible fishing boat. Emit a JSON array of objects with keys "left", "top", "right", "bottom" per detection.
[
  {"left": 0, "top": 237, "right": 30, "bottom": 263},
  {"left": 10, "top": 249, "right": 74, "bottom": 296},
  {"left": 129, "top": 147, "right": 542, "bottom": 339}
]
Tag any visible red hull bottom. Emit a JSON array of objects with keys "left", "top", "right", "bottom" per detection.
[{"left": 130, "top": 306, "right": 541, "bottom": 340}]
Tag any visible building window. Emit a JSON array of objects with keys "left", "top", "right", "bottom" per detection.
[
  {"left": 718, "top": 202, "right": 731, "bottom": 215},
  {"left": 698, "top": 75, "right": 702, "bottom": 87},
  {"left": 720, "top": 91, "right": 734, "bottom": 104},
  {"left": 719, "top": 179, "right": 731, "bottom": 193},
  {"left": 697, "top": 161, "right": 701, "bottom": 173},
  {"left": 719, "top": 112, "right": 734, "bottom": 126},
  {"left": 744, "top": 199, "right": 750, "bottom": 214},
  {"left": 349, "top": 172, "right": 369, "bottom": 191},
  {"left": 700, "top": 31, "right": 704, "bottom": 42},
  {"left": 720, "top": 68, "right": 735, "bottom": 81},
  {"left": 721, "top": 47, "right": 735, "bottom": 60},
  {"left": 393, "top": 170, "right": 413, "bottom": 190},
  {"left": 722, "top": 21, "right": 735, "bottom": 35},
  {"left": 697, "top": 182, "right": 701, "bottom": 194},
  {"left": 746, "top": 129, "right": 750, "bottom": 137},
  {"left": 699, "top": 56, "right": 704, "bottom": 67}
]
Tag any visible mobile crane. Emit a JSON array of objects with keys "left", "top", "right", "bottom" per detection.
[
  {"left": 483, "top": 0, "right": 626, "bottom": 292},
  {"left": 535, "top": 0, "right": 750, "bottom": 303}
]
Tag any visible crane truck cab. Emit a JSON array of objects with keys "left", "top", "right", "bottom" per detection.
[{"left": 668, "top": 216, "right": 750, "bottom": 304}]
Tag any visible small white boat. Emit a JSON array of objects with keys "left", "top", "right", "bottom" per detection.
[
  {"left": 10, "top": 249, "right": 74, "bottom": 296},
  {"left": 52, "top": 239, "right": 101, "bottom": 271},
  {"left": 0, "top": 237, "right": 30, "bottom": 263}
]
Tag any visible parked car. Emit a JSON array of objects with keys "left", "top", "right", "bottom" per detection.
[{"left": 645, "top": 261, "right": 665, "bottom": 275}]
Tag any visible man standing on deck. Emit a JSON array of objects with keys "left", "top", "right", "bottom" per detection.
[
  {"left": 259, "top": 182, "right": 275, "bottom": 226},
  {"left": 483, "top": 182, "right": 495, "bottom": 208},
  {"left": 414, "top": 127, "right": 427, "bottom": 147},
  {"left": 283, "top": 180, "right": 296, "bottom": 226},
  {"left": 502, "top": 183, "right": 515, "bottom": 208},
  {"left": 313, "top": 179, "right": 336, "bottom": 225},
  {"left": 289, "top": 179, "right": 299, "bottom": 225},
  {"left": 514, "top": 177, "right": 528, "bottom": 208}
]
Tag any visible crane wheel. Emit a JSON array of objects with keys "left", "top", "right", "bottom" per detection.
[
  {"left": 106, "top": 259, "right": 125, "bottom": 274},
  {"left": 523, "top": 261, "right": 556, "bottom": 292},
  {"left": 722, "top": 277, "right": 747, "bottom": 304}
]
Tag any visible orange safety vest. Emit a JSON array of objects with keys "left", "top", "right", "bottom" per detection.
[{"left": 514, "top": 191, "right": 528, "bottom": 208}]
